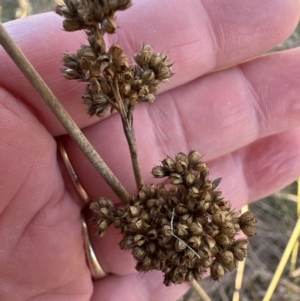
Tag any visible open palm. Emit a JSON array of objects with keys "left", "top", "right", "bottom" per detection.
[{"left": 1, "top": 1, "right": 300, "bottom": 300}]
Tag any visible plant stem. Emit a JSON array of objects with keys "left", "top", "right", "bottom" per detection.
[
  {"left": 112, "top": 78, "right": 143, "bottom": 189},
  {"left": 0, "top": 22, "right": 130, "bottom": 204}
]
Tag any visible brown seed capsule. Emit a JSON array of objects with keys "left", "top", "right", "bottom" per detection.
[
  {"left": 162, "top": 157, "right": 175, "bottom": 170},
  {"left": 241, "top": 225, "right": 257, "bottom": 236},
  {"left": 62, "top": 53, "right": 79, "bottom": 68},
  {"left": 176, "top": 223, "right": 189, "bottom": 237},
  {"left": 168, "top": 195, "right": 180, "bottom": 207},
  {"left": 216, "top": 200, "right": 231, "bottom": 211},
  {"left": 116, "top": 56, "right": 130, "bottom": 72},
  {"left": 169, "top": 173, "right": 183, "bottom": 185},
  {"left": 231, "top": 239, "right": 248, "bottom": 261},
  {"left": 151, "top": 166, "right": 166, "bottom": 178},
  {"left": 156, "top": 66, "right": 172, "bottom": 81},
  {"left": 203, "top": 235, "right": 216, "bottom": 249},
  {"left": 214, "top": 233, "right": 230, "bottom": 248},
  {"left": 132, "top": 246, "right": 145, "bottom": 260},
  {"left": 188, "top": 236, "right": 201, "bottom": 249},
  {"left": 222, "top": 222, "right": 236, "bottom": 237},
  {"left": 129, "top": 217, "right": 143, "bottom": 230},
  {"left": 120, "top": 236, "right": 134, "bottom": 249},
  {"left": 202, "top": 257, "right": 213, "bottom": 268},
  {"left": 175, "top": 152, "right": 187, "bottom": 163},
  {"left": 149, "top": 53, "right": 163, "bottom": 69},
  {"left": 205, "top": 224, "right": 219, "bottom": 236},
  {"left": 134, "top": 234, "right": 146, "bottom": 246},
  {"left": 193, "top": 161, "right": 207, "bottom": 172},
  {"left": 211, "top": 261, "right": 225, "bottom": 280},
  {"left": 198, "top": 246, "right": 212, "bottom": 259},
  {"left": 188, "top": 150, "right": 201, "bottom": 165},
  {"left": 180, "top": 214, "right": 193, "bottom": 225},
  {"left": 157, "top": 248, "right": 168, "bottom": 260},
  {"left": 175, "top": 239, "right": 187, "bottom": 251},
  {"left": 175, "top": 163, "right": 184, "bottom": 173},
  {"left": 184, "top": 173, "right": 195, "bottom": 186},
  {"left": 190, "top": 222, "right": 203, "bottom": 235},
  {"left": 134, "top": 45, "right": 153, "bottom": 66},
  {"left": 142, "top": 69, "right": 155, "bottom": 83},
  {"left": 129, "top": 206, "right": 139, "bottom": 217},
  {"left": 119, "top": 83, "right": 131, "bottom": 95},
  {"left": 175, "top": 203, "right": 188, "bottom": 215},
  {"left": 147, "top": 242, "right": 157, "bottom": 254},
  {"left": 162, "top": 225, "right": 172, "bottom": 237},
  {"left": 63, "top": 68, "right": 81, "bottom": 80},
  {"left": 218, "top": 250, "right": 234, "bottom": 266},
  {"left": 152, "top": 257, "right": 161, "bottom": 270},
  {"left": 63, "top": 19, "right": 81, "bottom": 31},
  {"left": 101, "top": 15, "right": 117, "bottom": 34},
  {"left": 226, "top": 211, "right": 240, "bottom": 222},
  {"left": 192, "top": 268, "right": 203, "bottom": 281},
  {"left": 239, "top": 211, "right": 257, "bottom": 225},
  {"left": 185, "top": 271, "right": 194, "bottom": 283},
  {"left": 187, "top": 199, "right": 196, "bottom": 211},
  {"left": 212, "top": 212, "right": 226, "bottom": 225},
  {"left": 204, "top": 192, "right": 212, "bottom": 202},
  {"left": 146, "top": 198, "right": 156, "bottom": 209}
]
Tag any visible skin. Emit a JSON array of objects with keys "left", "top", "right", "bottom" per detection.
[{"left": 1, "top": 0, "right": 300, "bottom": 300}]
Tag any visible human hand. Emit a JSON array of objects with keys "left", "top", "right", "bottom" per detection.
[{"left": 1, "top": 0, "right": 300, "bottom": 300}]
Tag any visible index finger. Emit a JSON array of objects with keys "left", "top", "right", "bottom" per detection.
[{"left": 0, "top": 0, "right": 298, "bottom": 135}]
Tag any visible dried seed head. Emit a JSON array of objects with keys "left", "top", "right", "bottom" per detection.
[{"left": 90, "top": 151, "right": 256, "bottom": 286}]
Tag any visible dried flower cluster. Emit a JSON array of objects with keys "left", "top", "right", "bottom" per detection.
[
  {"left": 56, "top": 0, "right": 257, "bottom": 288},
  {"left": 56, "top": 0, "right": 173, "bottom": 118},
  {"left": 90, "top": 151, "right": 257, "bottom": 285}
]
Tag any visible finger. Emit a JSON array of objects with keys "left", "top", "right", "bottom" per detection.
[
  {"left": 92, "top": 271, "right": 189, "bottom": 301},
  {"left": 208, "top": 127, "right": 300, "bottom": 208},
  {"left": 0, "top": 0, "right": 298, "bottom": 134},
  {"left": 0, "top": 89, "right": 91, "bottom": 299},
  {"left": 63, "top": 47, "right": 300, "bottom": 199}
]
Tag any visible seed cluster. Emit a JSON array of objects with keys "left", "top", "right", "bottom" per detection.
[
  {"left": 90, "top": 151, "right": 257, "bottom": 285},
  {"left": 56, "top": 0, "right": 173, "bottom": 118},
  {"left": 56, "top": 0, "right": 132, "bottom": 33}
]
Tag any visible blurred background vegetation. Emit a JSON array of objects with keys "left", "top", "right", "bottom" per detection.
[{"left": 1, "top": 1, "right": 299, "bottom": 300}]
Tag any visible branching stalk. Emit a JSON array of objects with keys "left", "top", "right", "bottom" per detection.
[
  {"left": 0, "top": 22, "right": 130, "bottom": 204},
  {"left": 112, "top": 78, "right": 143, "bottom": 189}
]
